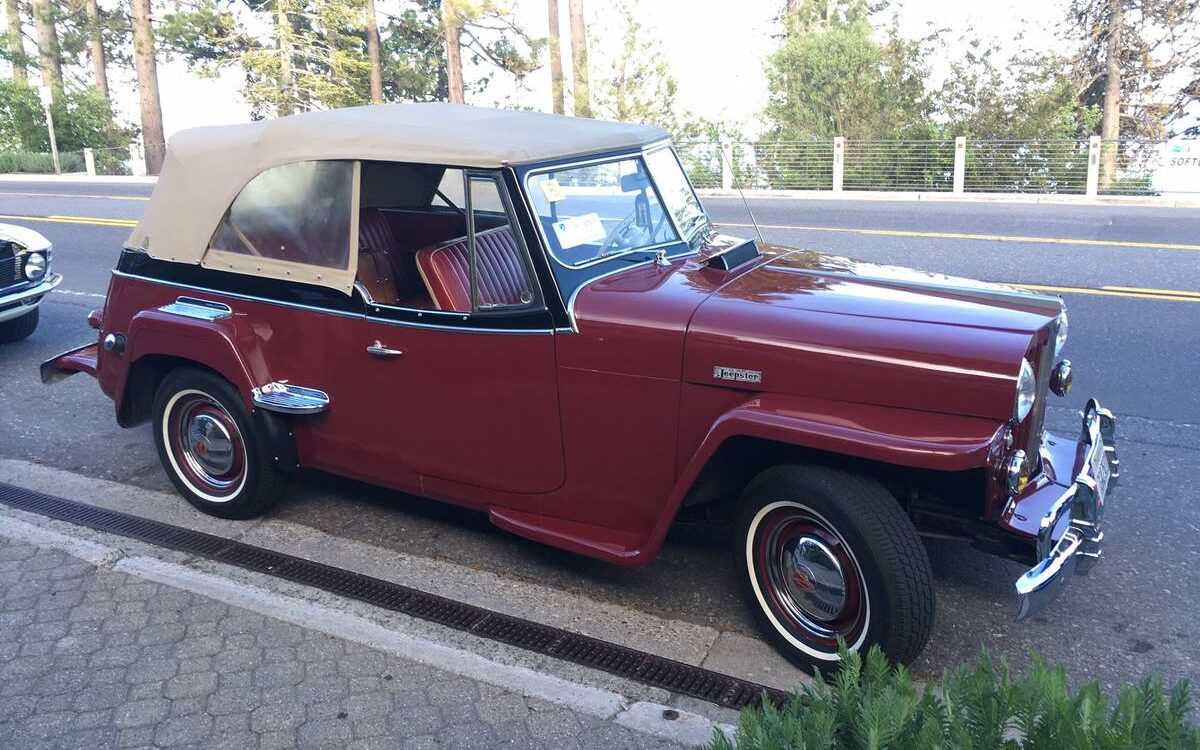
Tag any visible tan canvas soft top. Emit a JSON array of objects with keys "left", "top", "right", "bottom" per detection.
[{"left": 126, "top": 103, "right": 668, "bottom": 294}]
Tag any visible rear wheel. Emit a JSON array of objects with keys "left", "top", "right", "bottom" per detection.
[
  {"left": 152, "top": 368, "right": 285, "bottom": 519},
  {"left": 735, "top": 465, "right": 934, "bottom": 670},
  {"left": 0, "top": 307, "right": 39, "bottom": 343}
]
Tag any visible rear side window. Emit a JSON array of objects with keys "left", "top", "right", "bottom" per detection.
[{"left": 211, "top": 160, "right": 354, "bottom": 269}]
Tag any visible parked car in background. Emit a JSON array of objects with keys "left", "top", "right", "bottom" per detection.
[
  {"left": 42, "top": 103, "right": 1120, "bottom": 670},
  {"left": 0, "top": 224, "right": 59, "bottom": 343}
]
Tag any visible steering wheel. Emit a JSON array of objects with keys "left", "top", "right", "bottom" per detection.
[{"left": 596, "top": 209, "right": 668, "bottom": 260}]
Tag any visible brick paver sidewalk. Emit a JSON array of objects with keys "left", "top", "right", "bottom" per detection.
[{"left": 0, "top": 537, "right": 687, "bottom": 750}]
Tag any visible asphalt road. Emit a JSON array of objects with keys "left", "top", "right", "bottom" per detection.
[{"left": 1, "top": 181, "right": 1198, "bottom": 693}]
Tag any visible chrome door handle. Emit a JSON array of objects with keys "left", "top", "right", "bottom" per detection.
[{"left": 366, "top": 341, "right": 404, "bottom": 357}]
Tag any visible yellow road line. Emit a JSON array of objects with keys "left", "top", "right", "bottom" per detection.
[
  {"left": 1101, "top": 284, "right": 1200, "bottom": 299},
  {"left": 1012, "top": 282, "right": 1200, "bottom": 303},
  {"left": 0, "top": 214, "right": 137, "bottom": 227},
  {"left": 715, "top": 221, "right": 1200, "bottom": 252},
  {"left": 0, "top": 191, "right": 148, "bottom": 201}
]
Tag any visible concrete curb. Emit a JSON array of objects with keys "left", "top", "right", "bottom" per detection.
[{"left": 0, "top": 511, "right": 737, "bottom": 748}]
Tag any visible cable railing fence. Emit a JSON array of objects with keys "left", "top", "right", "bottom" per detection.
[
  {"left": 676, "top": 137, "right": 1196, "bottom": 196},
  {"left": 843, "top": 139, "right": 955, "bottom": 192},
  {"left": 1, "top": 137, "right": 1192, "bottom": 196}
]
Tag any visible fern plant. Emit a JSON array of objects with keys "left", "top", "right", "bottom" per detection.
[{"left": 707, "top": 644, "right": 1199, "bottom": 750}]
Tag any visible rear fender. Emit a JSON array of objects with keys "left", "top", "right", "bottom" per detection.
[
  {"left": 640, "top": 393, "right": 1006, "bottom": 561},
  {"left": 113, "top": 308, "right": 263, "bottom": 419}
]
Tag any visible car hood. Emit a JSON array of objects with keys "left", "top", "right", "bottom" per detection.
[
  {"left": 683, "top": 244, "right": 1064, "bottom": 420},
  {"left": 0, "top": 223, "right": 52, "bottom": 252}
]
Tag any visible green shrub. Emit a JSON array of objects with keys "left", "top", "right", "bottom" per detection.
[
  {"left": 707, "top": 644, "right": 1198, "bottom": 750},
  {"left": 0, "top": 150, "right": 86, "bottom": 174}
]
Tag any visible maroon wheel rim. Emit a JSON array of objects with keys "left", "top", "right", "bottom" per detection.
[
  {"left": 752, "top": 503, "right": 868, "bottom": 652},
  {"left": 166, "top": 391, "right": 246, "bottom": 500}
]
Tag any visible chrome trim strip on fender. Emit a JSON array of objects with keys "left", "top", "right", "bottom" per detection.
[
  {"left": 251, "top": 382, "right": 330, "bottom": 415},
  {"left": 158, "top": 296, "right": 233, "bottom": 321}
]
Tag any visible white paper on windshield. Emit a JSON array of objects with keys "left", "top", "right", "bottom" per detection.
[
  {"left": 540, "top": 178, "right": 566, "bottom": 203},
  {"left": 552, "top": 213, "right": 606, "bottom": 249}
]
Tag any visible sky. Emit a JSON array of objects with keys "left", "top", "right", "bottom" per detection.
[{"left": 38, "top": 0, "right": 1069, "bottom": 140}]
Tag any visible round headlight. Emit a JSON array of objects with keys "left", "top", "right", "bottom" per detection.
[
  {"left": 23, "top": 251, "right": 47, "bottom": 280},
  {"left": 1054, "top": 308, "right": 1068, "bottom": 356},
  {"left": 1014, "top": 358, "right": 1036, "bottom": 422}
]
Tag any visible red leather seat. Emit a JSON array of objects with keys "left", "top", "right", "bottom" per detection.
[
  {"left": 415, "top": 225, "right": 532, "bottom": 312},
  {"left": 357, "top": 208, "right": 432, "bottom": 308}
]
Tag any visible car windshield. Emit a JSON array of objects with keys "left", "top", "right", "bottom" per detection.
[
  {"left": 527, "top": 155, "right": 681, "bottom": 267},
  {"left": 643, "top": 148, "right": 709, "bottom": 241}
]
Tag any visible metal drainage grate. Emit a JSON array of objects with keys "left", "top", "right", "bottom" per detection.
[{"left": 0, "top": 482, "right": 789, "bottom": 711}]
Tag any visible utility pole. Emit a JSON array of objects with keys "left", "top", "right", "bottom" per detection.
[{"left": 38, "top": 85, "right": 60, "bottom": 175}]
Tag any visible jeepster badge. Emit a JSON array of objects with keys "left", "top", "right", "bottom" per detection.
[{"left": 713, "top": 366, "right": 762, "bottom": 384}]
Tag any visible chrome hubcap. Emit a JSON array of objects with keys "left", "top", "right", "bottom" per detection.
[
  {"left": 182, "top": 413, "right": 236, "bottom": 480},
  {"left": 777, "top": 535, "right": 847, "bottom": 624}
]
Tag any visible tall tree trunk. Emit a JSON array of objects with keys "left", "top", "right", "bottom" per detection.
[
  {"left": 365, "top": 0, "right": 383, "bottom": 104},
  {"left": 276, "top": 0, "right": 294, "bottom": 115},
  {"left": 442, "top": 2, "right": 464, "bottom": 103},
  {"left": 567, "top": 0, "right": 590, "bottom": 116},
  {"left": 84, "top": 0, "right": 109, "bottom": 98},
  {"left": 130, "top": 0, "right": 165, "bottom": 174},
  {"left": 1099, "top": 0, "right": 1123, "bottom": 190},
  {"left": 30, "top": 0, "right": 62, "bottom": 93},
  {"left": 4, "top": 0, "right": 25, "bottom": 81},
  {"left": 547, "top": 0, "right": 564, "bottom": 114}
]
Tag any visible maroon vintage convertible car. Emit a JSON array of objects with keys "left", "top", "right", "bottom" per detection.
[{"left": 44, "top": 104, "right": 1119, "bottom": 669}]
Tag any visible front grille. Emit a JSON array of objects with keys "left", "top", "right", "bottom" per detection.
[{"left": 0, "top": 241, "right": 16, "bottom": 287}]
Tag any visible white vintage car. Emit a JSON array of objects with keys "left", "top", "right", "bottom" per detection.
[{"left": 0, "top": 224, "right": 60, "bottom": 342}]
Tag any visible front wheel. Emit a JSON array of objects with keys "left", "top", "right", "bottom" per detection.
[
  {"left": 735, "top": 465, "right": 934, "bottom": 670},
  {"left": 152, "top": 368, "right": 285, "bottom": 519},
  {"left": 0, "top": 306, "right": 39, "bottom": 343}
]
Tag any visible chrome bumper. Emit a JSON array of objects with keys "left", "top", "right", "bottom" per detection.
[
  {"left": 1014, "top": 398, "right": 1119, "bottom": 619},
  {"left": 0, "top": 272, "right": 62, "bottom": 322}
]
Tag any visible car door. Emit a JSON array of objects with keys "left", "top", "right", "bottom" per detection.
[{"left": 356, "top": 168, "right": 565, "bottom": 496}]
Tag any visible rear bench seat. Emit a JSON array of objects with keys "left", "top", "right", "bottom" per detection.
[
  {"left": 415, "top": 225, "right": 532, "bottom": 312},
  {"left": 356, "top": 208, "right": 433, "bottom": 308}
]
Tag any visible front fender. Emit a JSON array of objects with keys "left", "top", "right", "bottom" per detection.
[
  {"left": 697, "top": 393, "right": 1006, "bottom": 474},
  {"left": 638, "top": 393, "right": 1005, "bottom": 562}
]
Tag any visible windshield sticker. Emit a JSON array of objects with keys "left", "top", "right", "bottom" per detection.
[
  {"left": 540, "top": 178, "right": 566, "bottom": 203},
  {"left": 551, "top": 213, "right": 606, "bottom": 249}
]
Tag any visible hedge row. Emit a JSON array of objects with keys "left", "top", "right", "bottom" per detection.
[{"left": 0, "top": 150, "right": 86, "bottom": 174}]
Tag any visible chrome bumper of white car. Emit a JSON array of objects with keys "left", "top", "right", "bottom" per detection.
[{"left": 0, "top": 273, "right": 62, "bottom": 323}]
